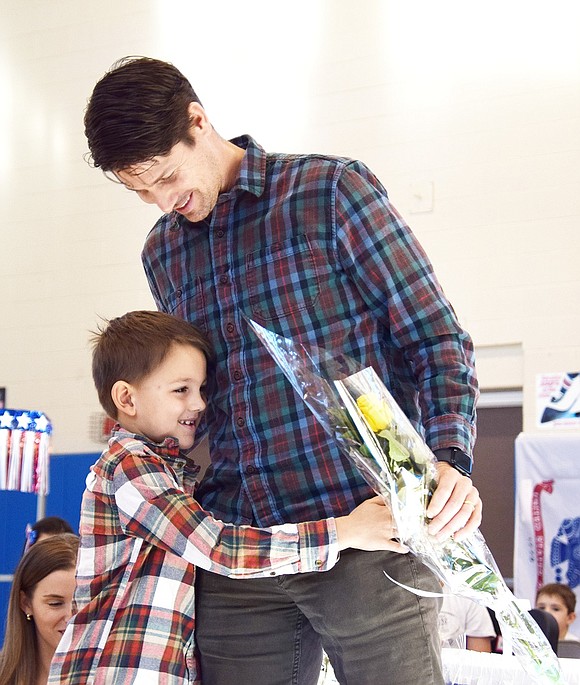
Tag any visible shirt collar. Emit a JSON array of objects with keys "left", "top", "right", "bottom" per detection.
[
  {"left": 111, "top": 425, "right": 183, "bottom": 463},
  {"left": 225, "top": 134, "right": 267, "bottom": 199}
]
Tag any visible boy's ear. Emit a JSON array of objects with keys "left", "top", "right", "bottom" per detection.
[{"left": 111, "top": 380, "right": 137, "bottom": 417}]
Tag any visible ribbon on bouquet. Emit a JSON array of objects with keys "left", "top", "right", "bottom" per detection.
[{"left": 0, "top": 409, "right": 52, "bottom": 495}]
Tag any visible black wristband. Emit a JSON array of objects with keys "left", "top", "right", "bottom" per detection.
[{"left": 433, "top": 447, "right": 473, "bottom": 477}]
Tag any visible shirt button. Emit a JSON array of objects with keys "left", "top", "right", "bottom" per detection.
[
  {"left": 176, "top": 289, "right": 182, "bottom": 298},
  {"left": 233, "top": 370, "right": 243, "bottom": 381},
  {"left": 219, "top": 274, "right": 228, "bottom": 284},
  {"left": 236, "top": 417, "right": 245, "bottom": 427},
  {"left": 245, "top": 464, "right": 258, "bottom": 475},
  {"left": 315, "top": 559, "right": 323, "bottom": 567},
  {"left": 226, "top": 322, "right": 235, "bottom": 333},
  {"left": 216, "top": 230, "right": 225, "bottom": 238}
]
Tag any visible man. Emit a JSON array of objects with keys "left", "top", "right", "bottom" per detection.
[{"left": 84, "top": 56, "right": 481, "bottom": 685}]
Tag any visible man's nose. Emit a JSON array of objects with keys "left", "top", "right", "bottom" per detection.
[{"left": 146, "top": 186, "right": 176, "bottom": 213}]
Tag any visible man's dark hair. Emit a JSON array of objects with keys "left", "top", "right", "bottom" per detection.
[
  {"left": 84, "top": 56, "right": 202, "bottom": 172},
  {"left": 91, "top": 310, "right": 215, "bottom": 419}
]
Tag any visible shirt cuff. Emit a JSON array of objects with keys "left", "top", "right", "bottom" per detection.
[
  {"left": 296, "top": 518, "right": 340, "bottom": 572},
  {"left": 424, "top": 412, "right": 475, "bottom": 455}
]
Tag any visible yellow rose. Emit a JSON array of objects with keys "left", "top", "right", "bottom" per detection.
[{"left": 356, "top": 393, "right": 393, "bottom": 432}]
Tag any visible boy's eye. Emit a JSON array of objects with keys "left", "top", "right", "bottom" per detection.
[{"left": 175, "top": 386, "right": 188, "bottom": 394}]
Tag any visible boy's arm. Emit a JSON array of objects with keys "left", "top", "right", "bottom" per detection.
[
  {"left": 114, "top": 452, "right": 400, "bottom": 578},
  {"left": 114, "top": 451, "right": 337, "bottom": 577}
]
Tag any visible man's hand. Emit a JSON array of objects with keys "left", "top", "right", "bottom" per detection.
[
  {"left": 335, "top": 496, "right": 409, "bottom": 553},
  {"left": 426, "top": 462, "right": 482, "bottom": 541}
]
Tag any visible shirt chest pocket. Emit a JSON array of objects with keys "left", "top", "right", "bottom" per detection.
[
  {"left": 244, "top": 234, "right": 323, "bottom": 322},
  {"left": 165, "top": 277, "right": 209, "bottom": 334}
]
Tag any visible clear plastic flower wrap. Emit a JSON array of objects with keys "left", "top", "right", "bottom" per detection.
[{"left": 247, "top": 318, "right": 565, "bottom": 684}]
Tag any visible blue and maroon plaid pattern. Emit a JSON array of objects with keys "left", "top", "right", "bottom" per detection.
[
  {"left": 142, "top": 135, "right": 479, "bottom": 528},
  {"left": 48, "top": 429, "right": 338, "bottom": 684}
]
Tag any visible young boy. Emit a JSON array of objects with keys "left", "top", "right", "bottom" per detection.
[
  {"left": 48, "top": 310, "right": 405, "bottom": 685},
  {"left": 536, "top": 582, "right": 579, "bottom": 642}
]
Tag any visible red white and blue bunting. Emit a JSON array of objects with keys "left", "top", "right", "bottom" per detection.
[{"left": 0, "top": 409, "right": 52, "bottom": 495}]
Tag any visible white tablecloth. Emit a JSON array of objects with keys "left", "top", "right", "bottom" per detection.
[
  {"left": 318, "top": 649, "right": 580, "bottom": 684},
  {"left": 442, "top": 648, "right": 580, "bottom": 684}
]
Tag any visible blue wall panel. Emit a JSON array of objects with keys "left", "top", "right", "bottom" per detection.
[{"left": 0, "top": 451, "right": 99, "bottom": 646}]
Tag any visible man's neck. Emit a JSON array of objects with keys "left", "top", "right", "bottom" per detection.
[{"left": 220, "top": 138, "right": 246, "bottom": 192}]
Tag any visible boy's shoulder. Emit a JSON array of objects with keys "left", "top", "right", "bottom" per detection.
[
  {"left": 91, "top": 430, "right": 182, "bottom": 481},
  {"left": 91, "top": 431, "right": 157, "bottom": 476}
]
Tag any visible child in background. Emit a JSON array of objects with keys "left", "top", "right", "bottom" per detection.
[
  {"left": 536, "top": 582, "right": 579, "bottom": 642},
  {"left": 49, "top": 310, "right": 405, "bottom": 685},
  {"left": 439, "top": 591, "right": 496, "bottom": 652}
]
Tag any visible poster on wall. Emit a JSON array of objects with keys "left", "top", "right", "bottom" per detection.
[
  {"left": 514, "top": 433, "right": 580, "bottom": 636},
  {"left": 536, "top": 372, "right": 580, "bottom": 428}
]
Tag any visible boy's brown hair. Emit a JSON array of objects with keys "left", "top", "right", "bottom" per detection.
[
  {"left": 91, "top": 310, "right": 214, "bottom": 419},
  {"left": 536, "top": 582, "right": 577, "bottom": 614}
]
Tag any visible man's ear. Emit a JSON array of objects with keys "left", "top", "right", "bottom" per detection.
[
  {"left": 187, "top": 101, "right": 210, "bottom": 134},
  {"left": 111, "top": 380, "right": 137, "bottom": 417}
]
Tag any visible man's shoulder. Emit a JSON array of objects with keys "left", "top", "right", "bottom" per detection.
[
  {"left": 263, "top": 148, "right": 379, "bottom": 195},
  {"left": 266, "top": 149, "right": 355, "bottom": 172}
]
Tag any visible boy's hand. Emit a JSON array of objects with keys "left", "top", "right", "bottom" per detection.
[{"left": 335, "top": 496, "right": 409, "bottom": 553}]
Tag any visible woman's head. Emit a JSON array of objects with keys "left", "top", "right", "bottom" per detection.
[
  {"left": 0, "top": 534, "right": 79, "bottom": 685},
  {"left": 24, "top": 515, "right": 75, "bottom": 553}
]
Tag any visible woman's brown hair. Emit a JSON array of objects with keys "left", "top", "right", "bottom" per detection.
[{"left": 0, "top": 534, "right": 79, "bottom": 685}]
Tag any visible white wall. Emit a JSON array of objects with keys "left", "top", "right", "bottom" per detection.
[{"left": 1, "top": 0, "right": 579, "bottom": 453}]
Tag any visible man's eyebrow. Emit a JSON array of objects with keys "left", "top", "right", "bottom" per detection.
[
  {"left": 116, "top": 161, "right": 179, "bottom": 191},
  {"left": 112, "top": 161, "right": 161, "bottom": 189}
]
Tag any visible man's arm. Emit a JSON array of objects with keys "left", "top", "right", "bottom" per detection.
[{"left": 334, "top": 162, "right": 480, "bottom": 538}]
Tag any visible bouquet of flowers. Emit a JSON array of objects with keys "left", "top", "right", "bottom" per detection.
[{"left": 247, "top": 318, "right": 565, "bottom": 685}]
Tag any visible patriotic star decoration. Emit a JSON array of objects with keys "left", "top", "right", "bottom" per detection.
[
  {"left": 0, "top": 411, "right": 13, "bottom": 428},
  {"left": 34, "top": 414, "right": 50, "bottom": 432},
  {"left": 17, "top": 413, "right": 31, "bottom": 429},
  {"left": 0, "top": 409, "right": 52, "bottom": 433}
]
